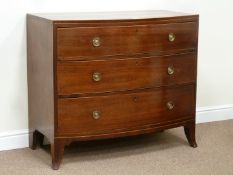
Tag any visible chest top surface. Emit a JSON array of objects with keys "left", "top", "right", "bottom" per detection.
[{"left": 29, "top": 10, "right": 197, "bottom": 22}]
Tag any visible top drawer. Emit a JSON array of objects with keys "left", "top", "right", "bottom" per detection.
[{"left": 57, "top": 22, "right": 198, "bottom": 60}]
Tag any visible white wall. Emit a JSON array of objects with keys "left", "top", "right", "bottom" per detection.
[{"left": 0, "top": 0, "right": 233, "bottom": 135}]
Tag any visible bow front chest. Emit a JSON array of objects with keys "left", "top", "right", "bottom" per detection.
[{"left": 27, "top": 10, "right": 199, "bottom": 169}]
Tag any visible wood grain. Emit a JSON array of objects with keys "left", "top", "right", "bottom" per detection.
[
  {"left": 57, "top": 85, "right": 195, "bottom": 137},
  {"left": 57, "top": 22, "right": 198, "bottom": 60},
  {"left": 57, "top": 52, "right": 196, "bottom": 95},
  {"left": 27, "top": 14, "right": 55, "bottom": 144}
]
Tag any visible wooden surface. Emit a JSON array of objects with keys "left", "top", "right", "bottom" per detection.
[
  {"left": 57, "top": 22, "right": 198, "bottom": 59},
  {"left": 27, "top": 15, "right": 55, "bottom": 145},
  {"left": 27, "top": 11, "right": 199, "bottom": 169},
  {"left": 29, "top": 10, "right": 196, "bottom": 21},
  {"left": 57, "top": 53, "right": 196, "bottom": 95},
  {"left": 57, "top": 85, "right": 195, "bottom": 137}
]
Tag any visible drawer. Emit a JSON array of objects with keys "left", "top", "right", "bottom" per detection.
[
  {"left": 57, "top": 22, "right": 198, "bottom": 60},
  {"left": 57, "top": 53, "right": 197, "bottom": 95},
  {"left": 57, "top": 85, "right": 195, "bottom": 136}
]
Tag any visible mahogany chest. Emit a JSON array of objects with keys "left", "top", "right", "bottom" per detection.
[{"left": 27, "top": 10, "right": 199, "bottom": 169}]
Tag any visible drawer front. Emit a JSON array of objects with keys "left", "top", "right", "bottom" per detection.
[
  {"left": 57, "top": 85, "right": 195, "bottom": 136},
  {"left": 57, "top": 53, "right": 196, "bottom": 95},
  {"left": 57, "top": 22, "right": 198, "bottom": 60}
]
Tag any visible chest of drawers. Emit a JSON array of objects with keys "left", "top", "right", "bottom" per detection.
[{"left": 27, "top": 10, "right": 199, "bottom": 170}]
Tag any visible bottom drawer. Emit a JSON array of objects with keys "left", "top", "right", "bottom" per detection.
[{"left": 57, "top": 85, "right": 195, "bottom": 136}]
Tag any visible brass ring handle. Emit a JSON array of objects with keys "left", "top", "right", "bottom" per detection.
[
  {"left": 93, "top": 72, "right": 102, "bottom": 82},
  {"left": 168, "top": 33, "right": 175, "bottom": 42},
  {"left": 167, "top": 66, "right": 174, "bottom": 75},
  {"left": 166, "top": 101, "right": 174, "bottom": 110},
  {"left": 92, "top": 110, "right": 101, "bottom": 120},
  {"left": 92, "top": 37, "right": 101, "bottom": 47}
]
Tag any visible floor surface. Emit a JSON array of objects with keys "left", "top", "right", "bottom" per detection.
[{"left": 0, "top": 120, "right": 232, "bottom": 175}]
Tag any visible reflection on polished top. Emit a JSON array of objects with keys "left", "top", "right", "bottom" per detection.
[{"left": 31, "top": 10, "right": 196, "bottom": 21}]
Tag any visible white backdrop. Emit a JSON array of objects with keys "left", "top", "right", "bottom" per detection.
[{"left": 0, "top": 0, "right": 233, "bottom": 134}]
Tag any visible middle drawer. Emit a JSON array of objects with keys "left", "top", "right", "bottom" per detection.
[{"left": 57, "top": 52, "right": 196, "bottom": 95}]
